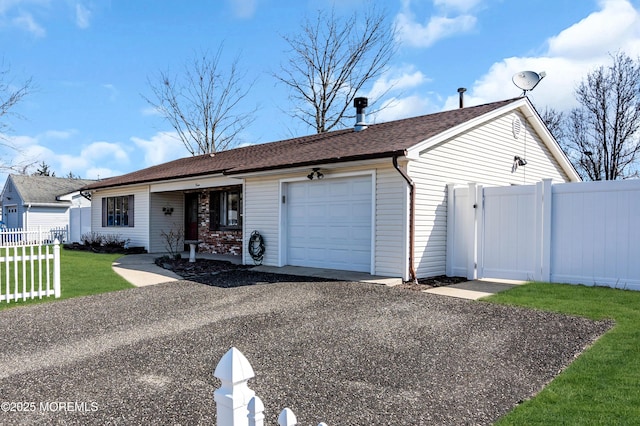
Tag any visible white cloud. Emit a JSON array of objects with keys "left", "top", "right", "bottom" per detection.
[
  {"left": 140, "top": 106, "right": 161, "bottom": 117},
  {"left": 395, "top": 0, "right": 479, "bottom": 48},
  {"left": 395, "top": 10, "right": 476, "bottom": 48},
  {"left": 131, "top": 131, "right": 189, "bottom": 167},
  {"left": 41, "top": 129, "right": 77, "bottom": 139},
  {"left": 80, "top": 141, "right": 129, "bottom": 163},
  {"left": 442, "top": 0, "right": 640, "bottom": 113},
  {"left": 367, "top": 65, "right": 429, "bottom": 100},
  {"left": 547, "top": 0, "right": 639, "bottom": 59},
  {"left": 12, "top": 11, "right": 45, "bottom": 37},
  {"left": 75, "top": 3, "right": 91, "bottom": 28},
  {"left": 371, "top": 95, "right": 433, "bottom": 123},
  {"left": 102, "top": 84, "right": 118, "bottom": 101},
  {"left": 227, "top": 0, "right": 257, "bottom": 19},
  {"left": 0, "top": 132, "right": 131, "bottom": 180},
  {"left": 84, "top": 167, "right": 122, "bottom": 180}
]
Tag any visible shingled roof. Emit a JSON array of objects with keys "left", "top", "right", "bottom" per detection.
[
  {"left": 7, "top": 175, "right": 97, "bottom": 205},
  {"left": 86, "top": 98, "right": 521, "bottom": 190}
]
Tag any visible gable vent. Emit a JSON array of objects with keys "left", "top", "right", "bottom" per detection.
[{"left": 512, "top": 117, "right": 522, "bottom": 139}]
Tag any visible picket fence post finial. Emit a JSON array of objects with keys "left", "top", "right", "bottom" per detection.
[
  {"left": 277, "top": 407, "right": 297, "bottom": 426},
  {"left": 214, "top": 347, "right": 256, "bottom": 426},
  {"left": 248, "top": 395, "right": 265, "bottom": 426}
]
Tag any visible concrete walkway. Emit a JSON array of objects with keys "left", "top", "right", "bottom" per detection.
[
  {"left": 112, "top": 252, "right": 242, "bottom": 286},
  {"left": 112, "top": 253, "right": 181, "bottom": 287},
  {"left": 424, "top": 278, "right": 526, "bottom": 300},
  {"left": 112, "top": 253, "right": 521, "bottom": 299}
]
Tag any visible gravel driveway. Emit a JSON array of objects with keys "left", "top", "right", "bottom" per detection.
[{"left": 0, "top": 273, "right": 611, "bottom": 425}]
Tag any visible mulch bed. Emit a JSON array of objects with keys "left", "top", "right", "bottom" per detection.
[
  {"left": 398, "top": 275, "right": 469, "bottom": 291},
  {"left": 156, "top": 257, "right": 468, "bottom": 290},
  {"left": 64, "top": 242, "right": 147, "bottom": 254},
  {"left": 155, "top": 257, "right": 251, "bottom": 279}
]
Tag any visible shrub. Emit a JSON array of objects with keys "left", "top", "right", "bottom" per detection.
[
  {"left": 102, "top": 234, "right": 128, "bottom": 249},
  {"left": 81, "top": 232, "right": 104, "bottom": 248},
  {"left": 160, "top": 224, "right": 184, "bottom": 260}
]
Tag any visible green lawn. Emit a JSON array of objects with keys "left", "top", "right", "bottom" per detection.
[
  {"left": 0, "top": 248, "right": 133, "bottom": 310},
  {"left": 489, "top": 282, "right": 640, "bottom": 425}
]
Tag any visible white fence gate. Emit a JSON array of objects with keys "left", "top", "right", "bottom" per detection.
[
  {"left": 0, "top": 240, "right": 61, "bottom": 303},
  {"left": 214, "top": 347, "right": 327, "bottom": 426},
  {"left": 447, "top": 179, "right": 640, "bottom": 291}
]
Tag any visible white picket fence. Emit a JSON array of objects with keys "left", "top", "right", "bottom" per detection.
[
  {"left": 0, "top": 226, "right": 68, "bottom": 247},
  {"left": 0, "top": 240, "right": 61, "bottom": 303},
  {"left": 214, "top": 347, "right": 327, "bottom": 426}
]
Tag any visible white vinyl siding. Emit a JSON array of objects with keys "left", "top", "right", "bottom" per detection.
[
  {"left": 25, "top": 207, "right": 69, "bottom": 230},
  {"left": 149, "top": 192, "right": 185, "bottom": 253},
  {"left": 374, "top": 165, "right": 407, "bottom": 278},
  {"left": 243, "top": 177, "right": 281, "bottom": 266},
  {"left": 410, "top": 110, "right": 570, "bottom": 278},
  {"left": 91, "top": 185, "right": 150, "bottom": 250}
]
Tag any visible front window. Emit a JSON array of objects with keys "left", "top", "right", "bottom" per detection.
[
  {"left": 209, "top": 187, "right": 242, "bottom": 230},
  {"left": 102, "top": 195, "right": 134, "bottom": 227}
]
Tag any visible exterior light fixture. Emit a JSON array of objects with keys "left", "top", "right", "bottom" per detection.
[
  {"left": 307, "top": 168, "right": 323, "bottom": 180},
  {"left": 511, "top": 156, "right": 528, "bottom": 173}
]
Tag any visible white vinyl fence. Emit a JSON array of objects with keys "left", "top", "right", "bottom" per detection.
[
  {"left": 0, "top": 226, "right": 68, "bottom": 247},
  {"left": 0, "top": 240, "right": 61, "bottom": 303},
  {"left": 69, "top": 207, "right": 91, "bottom": 243},
  {"left": 214, "top": 347, "right": 327, "bottom": 426},
  {"left": 447, "top": 179, "right": 640, "bottom": 291}
]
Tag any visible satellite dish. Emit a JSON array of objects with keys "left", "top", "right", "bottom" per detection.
[{"left": 512, "top": 71, "right": 546, "bottom": 95}]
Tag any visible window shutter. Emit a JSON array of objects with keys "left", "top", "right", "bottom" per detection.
[
  {"left": 128, "top": 195, "right": 135, "bottom": 227},
  {"left": 102, "top": 198, "right": 107, "bottom": 227}
]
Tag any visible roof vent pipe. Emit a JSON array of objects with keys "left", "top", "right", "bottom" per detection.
[
  {"left": 354, "top": 97, "right": 368, "bottom": 131},
  {"left": 457, "top": 87, "right": 466, "bottom": 108}
]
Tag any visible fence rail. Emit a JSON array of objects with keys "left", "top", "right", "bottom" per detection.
[
  {"left": 0, "top": 226, "right": 68, "bottom": 247},
  {"left": 0, "top": 240, "right": 61, "bottom": 303},
  {"left": 214, "top": 347, "right": 327, "bottom": 426}
]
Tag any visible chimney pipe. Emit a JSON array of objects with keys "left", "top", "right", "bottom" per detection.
[
  {"left": 457, "top": 87, "right": 466, "bottom": 108},
  {"left": 354, "top": 97, "right": 368, "bottom": 131}
]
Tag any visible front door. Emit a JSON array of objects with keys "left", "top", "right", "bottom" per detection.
[{"left": 184, "top": 193, "right": 199, "bottom": 247}]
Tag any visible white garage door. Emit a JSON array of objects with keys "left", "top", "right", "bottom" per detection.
[{"left": 286, "top": 175, "right": 372, "bottom": 272}]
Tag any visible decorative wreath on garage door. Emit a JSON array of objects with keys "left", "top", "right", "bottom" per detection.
[{"left": 248, "top": 230, "right": 265, "bottom": 265}]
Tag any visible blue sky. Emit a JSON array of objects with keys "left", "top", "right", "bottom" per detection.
[{"left": 2, "top": 0, "right": 640, "bottom": 180}]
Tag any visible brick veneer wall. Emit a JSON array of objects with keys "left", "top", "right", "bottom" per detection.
[{"left": 196, "top": 191, "right": 243, "bottom": 255}]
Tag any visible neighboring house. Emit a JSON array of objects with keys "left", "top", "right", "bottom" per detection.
[
  {"left": 83, "top": 97, "right": 580, "bottom": 281},
  {"left": 1, "top": 175, "right": 96, "bottom": 242}
]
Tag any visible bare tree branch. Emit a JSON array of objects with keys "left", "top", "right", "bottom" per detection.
[
  {"left": 549, "top": 52, "right": 640, "bottom": 180},
  {"left": 143, "top": 46, "right": 256, "bottom": 155},
  {"left": 0, "top": 59, "right": 34, "bottom": 172},
  {"left": 275, "top": 6, "right": 397, "bottom": 133}
]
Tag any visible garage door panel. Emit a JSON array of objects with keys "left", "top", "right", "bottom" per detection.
[
  {"left": 286, "top": 176, "right": 372, "bottom": 272},
  {"left": 351, "top": 201, "right": 371, "bottom": 217},
  {"left": 351, "top": 226, "right": 372, "bottom": 241}
]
